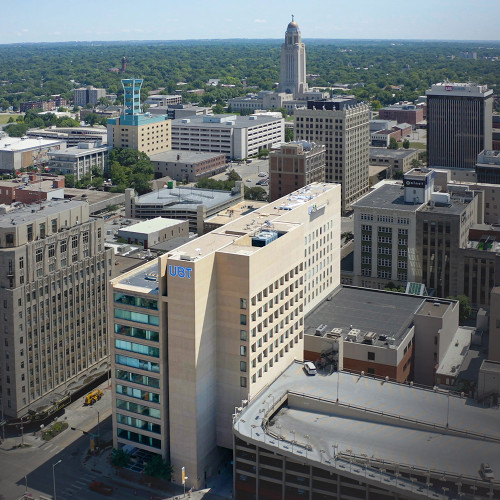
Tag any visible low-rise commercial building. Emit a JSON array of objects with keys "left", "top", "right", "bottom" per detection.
[
  {"left": 149, "top": 150, "right": 227, "bottom": 182},
  {"left": 47, "top": 142, "right": 109, "bottom": 181},
  {"left": 27, "top": 127, "right": 108, "bottom": 147},
  {"left": 125, "top": 183, "right": 245, "bottom": 234},
  {"left": 117, "top": 217, "right": 189, "bottom": 249},
  {"left": 0, "top": 173, "right": 65, "bottom": 205},
  {"left": 378, "top": 102, "right": 424, "bottom": 125},
  {"left": 110, "top": 183, "right": 341, "bottom": 489},
  {"left": 369, "top": 147, "right": 419, "bottom": 175},
  {"left": 171, "top": 114, "right": 284, "bottom": 160},
  {"left": 0, "top": 137, "right": 66, "bottom": 173},
  {"left": 144, "top": 95, "right": 182, "bottom": 107},
  {"left": 269, "top": 141, "right": 325, "bottom": 201},
  {"left": 476, "top": 149, "right": 500, "bottom": 184},
  {"left": 233, "top": 361, "right": 500, "bottom": 500}
]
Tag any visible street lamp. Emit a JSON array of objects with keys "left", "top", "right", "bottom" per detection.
[{"left": 52, "top": 459, "right": 62, "bottom": 500}]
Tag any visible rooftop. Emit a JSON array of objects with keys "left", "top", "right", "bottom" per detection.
[
  {"left": 0, "top": 199, "right": 87, "bottom": 228},
  {"left": 304, "top": 286, "right": 424, "bottom": 346},
  {"left": 369, "top": 147, "right": 419, "bottom": 159},
  {"left": 235, "top": 361, "right": 500, "bottom": 483},
  {"left": 0, "top": 137, "right": 65, "bottom": 151},
  {"left": 204, "top": 200, "right": 267, "bottom": 226},
  {"left": 436, "top": 327, "right": 473, "bottom": 378},
  {"left": 149, "top": 150, "right": 226, "bottom": 163},
  {"left": 171, "top": 113, "right": 282, "bottom": 129},
  {"left": 352, "top": 183, "right": 422, "bottom": 212},
  {"left": 118, "top": 217, "right": 185, "bottom": 234},
  {"left": 134, "top": 186, "right": 239, "bottom": 210},
  {"left": 115, "top": 260, "right": 159, "bottom": 295},
  {"left": 48, "top": 143, "right": 108, "bottom": 156}
]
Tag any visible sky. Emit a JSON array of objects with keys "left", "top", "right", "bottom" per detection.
[{"left": 2, "top": 0, "right": 500, "bottom": 44}]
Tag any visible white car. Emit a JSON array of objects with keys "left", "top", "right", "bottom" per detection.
[
  {"left": 480, "top": 463, "right": 494, "bottom": 481},
  {"left": 258, "top": 172, "right": 267, "bottom": 177}
]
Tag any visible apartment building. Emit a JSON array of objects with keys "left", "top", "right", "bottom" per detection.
[
  {"left": 74, "top": 86, "right": 106, "bottom": 107},
  {"left": 0, "top": 200, "right": 112, "bottom": 418},
  {"left": 294, "top": 99, "right": 370, "bottom": 213},
  {"left": 109, "top": 182, "right": 341, "bottom": 489},
  {"left": 269, "top": 141, "right": 325, "bottom": 201},
  {"left": 170, "top": 114, "right": 284, "bottom": 160}
]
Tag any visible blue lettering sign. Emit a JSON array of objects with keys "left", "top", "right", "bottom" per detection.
[{"left": 168, "top": 265, "right": 192, "bottom": 279}]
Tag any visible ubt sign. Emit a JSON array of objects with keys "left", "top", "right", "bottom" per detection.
[{"left": 168, "top": 265, "right": 192, "bottom": 279}]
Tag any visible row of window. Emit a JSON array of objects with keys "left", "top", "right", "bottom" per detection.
[
  {"left": 116, "top": 384, "right": 160, "bottom": 403},
  {"left": 114, "top": 308, "right": 159, "bottom": 326},
  {"left": 114, "top": 324, "right": 159, "bottom": 342},
  {"left": 115, "top": 339, "right": 159, "bottom": 358},
  {"left": 117, "top": 429, "right": 161, "bottom": 449},
  {"left": 116, "top": 398, "right": 160, "bottom": 419},
  {"left": 116, "top": 413, "right": 161, "bottom": 434},
  {"left": 115, "top": 354, "right": 159, "bottom": 373},
  {"left": 114, "top": 293, "right": 158, "bottom": 310},
  {"left": 115, "top": 369, "right": 160, "bottom": 389}
]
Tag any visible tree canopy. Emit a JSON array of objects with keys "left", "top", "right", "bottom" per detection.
[{"left": 109, "top": 148, "right": 154, "bottom": 194}]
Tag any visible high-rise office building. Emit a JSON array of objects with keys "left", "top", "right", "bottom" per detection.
[
  {"left": 278, "top": 17, "right": 308, "bottom": 98},
  {"left": 426, "top": 82, "right": 493, "bottom": 169},
  {"left": 294, "top": 99, "right": 370, "bottom": 213},
  {"left": 110, "top": 182, "right": 341, "bottom": 489},
  {"left": 0, "top": 200, "right": 112, "bottom": 418},
  {"left": 107, "top": 79, "right": 171, "bottom": 155}
]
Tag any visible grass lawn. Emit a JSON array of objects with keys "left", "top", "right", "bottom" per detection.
[
  {"left": 409, "top": 142, "right": 426, "bottom": 149},
  {"left": 0, "top": 114, "right": 13, "bottom": 125}
]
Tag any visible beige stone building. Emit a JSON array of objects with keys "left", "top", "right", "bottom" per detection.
[
  {"left": 109, "top": 182, "right": 341, "bottom": 488},
  {"left": 0, "top": 200, "right": 112, "bottom": 418},
  {"left": 294, "top": 99, "right": 370, "bottom": 213}
]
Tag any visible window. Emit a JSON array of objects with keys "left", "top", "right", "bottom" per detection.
[
  {"left": 114, "top": 324, "right": 159, "bottom": 342},
  {"left": 52, "top": 219, "right": 57, "bottom": 233},
  {"left": 368, "top": 352, "right": 375, "bottom": 361},
  {"left": 40, "top": 223, "right": 45, "bottom": 239},
  {"left": 240, "top": 298, "right": 247, "bottom": 310},
  {"left": 240, "top": 346, "right": 247, "bottom": 356},
  {"left": 362, "top": 225, "right": 372, "bottom": 231},
  {"left": 367, "top": 368, "right": 375, "bottom": 375},
  {"left": 71, "top": 235, "right": 78, "bottom": 249},
  {"left": 27, "top": 225, "right": 33, "bottom": 242},
  {"left": 60, "top": 240, "right": 67, "bottom": 253},
  {"left": 398, "top": 228, "right": 408, "bottom": 236},
  {"left": 19, "top": 257, "right": 24, "bottom": 269},
  {"left": 240, "top": 330, "right": 247, "bottom": 341},
  {"left": 36, "top": 249, "right": 43, "bottom": 263},
  {"left": 240, "top": 361, "right": 247, "bottom": 372},
  {"left": 240, "top": 314, "right": 247, "bottom": 326},
  {"left": 48, "top": 244, "right": 55, "bottom": 258},
  {"left": 114, "top": 308, "right": 159, "bottom": 326},
  {"left": 240, "top": 376, "right": 247, "bottom": 388}
]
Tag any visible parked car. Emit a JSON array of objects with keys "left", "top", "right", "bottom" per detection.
[
  {"left": 480, "top": 463, "right": 494, "bottom": 481},
  {"left": 258, "top": 172, "right": 267, "bottom": 177}
]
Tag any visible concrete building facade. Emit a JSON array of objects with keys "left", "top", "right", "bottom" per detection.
[
  {"left": 47, "top": 142, "right": 109, "bottom": 181},
  {"left": 294, "top": 99, "right": 370, "bottom": 213},
  {"left": 0, "top": 200, "right": 112, "bottom": 418},
  {"left": 170, "top": 114, "right": 284, "bottom": 160},
  {"left": 74, "top": 86, "right": 107, "bottom": 107},
  {"left": 378, "top": 103, "right": 424, "bottom": 125},
  {"left": 427, "top": 83, "right": 493, "bottom": 169},
  {"left": 109, "top": 183, "right": 341, "bottom": 489},
  {"left": 279, "top": 18, "right": 307, "bottom": 97},
  {"left": 149, "top": 150, "right": 227, "bottom": 183},
  {"left": 269, "top": 141, "right": 325, "bottom": 201}
]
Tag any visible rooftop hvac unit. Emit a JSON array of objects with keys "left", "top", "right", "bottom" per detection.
[
  {"left": 315, "top": 324, "right": 328, "bottom": 336},
  {"left": 365, "top": 332, "right": 377, "bottom": 341},
  {"left": 350, "top": 329, "right": 361, "bottom": 335},
  {"left": 331, "top": 328, "right": 343, "bottom": 334}
]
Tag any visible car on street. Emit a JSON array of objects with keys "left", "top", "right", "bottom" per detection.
[
  {"left": 258, "top": 172, "right": 267, "bottom": 177},
  {"left": 480, "top": 463, "right": 494, "bottom": 481}
]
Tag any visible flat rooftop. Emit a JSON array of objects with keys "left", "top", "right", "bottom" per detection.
[
  {"left": 436, "top": 326, "right": 473, "bottom": 378},
  {"left": 0, "top": 199, "right": 87, "bottom": 228},
  {"left": 204, "top": 200, "right": 267, "bottom": 226},
  {"left": 171, "top": 114, "right": 282, "bottom": 129},
  {"left": 118, "top": 217, "right": 185, "bottom": 234},
  {"left": 235, "top": 361, "right": 500, "bottom": 482},
  {"left": 369, "top": 147, "right": 418, "bottom": 159},
  {"left": 116, "top": 261, "right": 159, "bottom": 295},
  {"left": 149, "top": 150, "right": 225, "bottom": 163},
  {"left": 352, "top": 183, "right": 422, "bottom": 212},
  {"left": 48, "top": 144, "right": 108, "bottom": 156},
  {"left": 305, "top": 286, "right": 424, "bottom": 346},
  {"left": 0, "top": 137, "right": 65, "bottom": 151},
  {"left": 135, "top": 186, "right": 238, "bottom": 210}
]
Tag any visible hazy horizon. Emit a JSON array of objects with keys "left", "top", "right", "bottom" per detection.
[{"left": 2, "top": 0, "right": 499, "bottom": 45}]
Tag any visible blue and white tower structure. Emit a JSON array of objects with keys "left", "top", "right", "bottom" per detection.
[{"left": 122, "top": 78, "right": 143, "bottom": 118}]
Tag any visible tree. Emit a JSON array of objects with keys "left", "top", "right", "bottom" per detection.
[
  {"left": 65, "top": 174, "right": 76, "bottom": 188},
  {"left": 447, "top": 295, "right": 472, "bottom": 322},
  {"left": 84, "top": 112, "right": 101, "bottom": 126},
  {"left": 402, "top": 139, "right": 410, "bottom": 149},
  {"left": 276, "top": 107, "right": 288, "bottom": 118},
  {"left": 226, "top": 169, "right": 242, "bottom": 181},
  {"left": 244, "top": 186, "right": 268, "bottom": 201},
  {"left": 111, "top": 448, "right": 131, "bottom": 468},
  {"left": 212, "top": 103, "right": 225, "bottom": 114},
  {"left": 285, "top": 127, "right": 294, "bottom": 142},
  {"left": 143, "top": 455, "right": 173, "bottom": 480},
  {"left": 371, "top": 99, "right": 382, "bottom": 110},
  {"left": 388, "top": 137, "right": 398, "bottom": 149},
  {"left": 5, "top": 122, "right": 29, "bottom": 137},
  {"left": 257, "top": 148, "right": 269, "bottom": 158},
  {"left": 410, "top": 158, "right": 423, "bottom": 169}
]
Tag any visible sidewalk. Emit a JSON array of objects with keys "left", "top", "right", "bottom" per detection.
[{"left": 81, "top": 445, "right": 230, "bottom": 500}]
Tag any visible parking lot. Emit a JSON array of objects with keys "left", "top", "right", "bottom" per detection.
[{"left": 213, "top": 158, "right": 270, "bottom": 192}]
